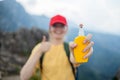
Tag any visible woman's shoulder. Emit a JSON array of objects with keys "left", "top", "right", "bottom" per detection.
[{"left": 31, "top": 42, "right": 41, "bottom": 54}]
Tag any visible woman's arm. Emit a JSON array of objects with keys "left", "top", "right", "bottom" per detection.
[
  {"left": 20, "top": 36, "right": 51, "bottom": 80},
  {"left": 20, "top": 43, "right": 42, "bottom": 80}
]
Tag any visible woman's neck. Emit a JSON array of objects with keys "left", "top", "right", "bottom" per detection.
[{"left": 50, "top": 38, "right": 64, "bottom": 45}]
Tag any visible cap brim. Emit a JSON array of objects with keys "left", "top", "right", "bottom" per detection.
[{"left": 51, "top": 20, "right": 66, "bottom": 26}]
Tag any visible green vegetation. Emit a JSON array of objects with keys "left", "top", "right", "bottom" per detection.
[{"left": 30, "top": 69, "right": 41, "bottom": 80}]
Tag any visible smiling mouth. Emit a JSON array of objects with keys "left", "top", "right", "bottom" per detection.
[{"left": 54, "top": 31, "right": 63, "bottom": 35}]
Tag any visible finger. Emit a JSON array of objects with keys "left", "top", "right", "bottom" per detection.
[
  {"left": 69, "top": 42, "right": 77, "bottom": 49},
  {"left": 83, "top": 34, "right": 92, "bottom": 44},
  {"left": 42, "top": 36, "right": 46, "bottom": 42},
  {"left": 69, "top": 42, "right": 77, "bottom": 54},
  {"left": 83, "top": 41, "right": 94, "bottom": 52},
  {"left": 84, "top": 47, "right": 93, "bottom": 59},
  {"left": 70, "top": 43, "right": 77, "bottom": 49}
]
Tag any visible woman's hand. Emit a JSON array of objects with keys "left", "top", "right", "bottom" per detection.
[
  {"left": 69, "top": 34, "right": 94, "bottom": 67},
  {"left": 39, "top": 36, "right": 51, "bottom": 53},
  {"left": 83, "top": 34, "right": 94, "bottom": 58}
]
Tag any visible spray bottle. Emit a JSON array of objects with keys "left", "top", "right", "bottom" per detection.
[{"left": 73, "top": 24, "right": 90, "bottom": 63}]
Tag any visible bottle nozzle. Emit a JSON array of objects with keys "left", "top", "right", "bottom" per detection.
[
  {"left": 79, "top": 24, "right": 83, "bottom": 28},
  {"left": 78, "top": 23, "right": 84, "bottom": 36}
]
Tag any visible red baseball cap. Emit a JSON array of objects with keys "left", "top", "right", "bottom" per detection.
[{"left": 49, "top": 14, "right": 67, "bottom": 26}]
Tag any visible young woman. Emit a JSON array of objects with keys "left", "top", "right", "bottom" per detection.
[{"left": 20, "top": 14, "right": 94, "bottom": 80}]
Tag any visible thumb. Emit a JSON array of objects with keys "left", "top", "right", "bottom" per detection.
[
  {"left": 69, "top": 42, "right": 77, "bottom": 49},
  {"left": 69, "top": 42, "right": 77, "bottom": 52},
  {"left": 42, "top": 36, "right": 46, "bottom": 42}
]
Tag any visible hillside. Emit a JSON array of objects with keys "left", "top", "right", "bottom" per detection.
[
  {"left": 0, "top": 0, "right": 49, "bottom": 31},
  {"left": 0, "top": 27, "right": 48, "bottom": 78}
]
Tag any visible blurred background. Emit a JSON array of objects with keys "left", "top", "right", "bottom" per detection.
[{"left": 0, "top": 0, "right": 120, "bottom": 80}]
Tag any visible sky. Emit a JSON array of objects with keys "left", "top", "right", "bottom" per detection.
[{"left": 16, "top": 0, "right": 120, "bottom": 35}]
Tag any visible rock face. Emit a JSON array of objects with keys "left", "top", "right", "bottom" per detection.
[
  {"left": 113, "top": 68, "right": 120, "bottom": 80},
  {"left": 0, "top": 27, "right": 48, "bottom": 79}
]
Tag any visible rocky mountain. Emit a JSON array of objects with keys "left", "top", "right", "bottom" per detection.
[{"left": 0, "top": 27, "right": 48, "bottom": 78}]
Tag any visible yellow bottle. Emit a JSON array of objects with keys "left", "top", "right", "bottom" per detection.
[{"left": 73, "top": 24, "right": 90, "bottom": 63}]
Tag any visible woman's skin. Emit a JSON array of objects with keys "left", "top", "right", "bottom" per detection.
[{"left": 20, "top": 23, "right": 94, "bottom": 80}]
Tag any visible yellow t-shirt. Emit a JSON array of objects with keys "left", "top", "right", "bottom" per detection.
[{"left": 31, "top": 43, "right": 75, "bottom": 80}]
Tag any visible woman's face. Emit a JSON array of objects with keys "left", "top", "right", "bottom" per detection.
[{"left": 49, "top": 23, "right": 68, "bottom": 40}]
